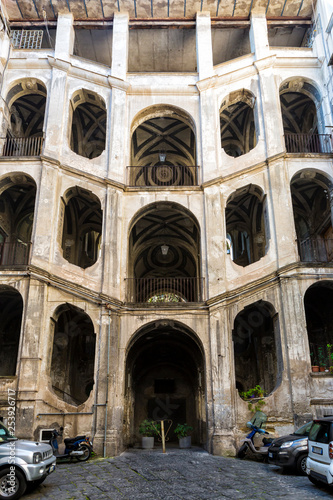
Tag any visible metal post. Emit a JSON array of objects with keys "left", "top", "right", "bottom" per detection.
[{"left": 161, "top": 420, "right": 166, "bottom": 453}]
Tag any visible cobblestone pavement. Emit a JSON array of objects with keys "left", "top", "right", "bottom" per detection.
[{"left": 23, "top": 446, "right": 333, "bottom": 500}]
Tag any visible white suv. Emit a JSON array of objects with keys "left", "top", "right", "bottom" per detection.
[{"left": 306, "top": 416, "right": 333, "bottom": 486}]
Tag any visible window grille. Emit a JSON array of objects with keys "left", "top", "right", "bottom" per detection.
[{"left": 11, "top": 30, "right": 43, "bottom": 49}]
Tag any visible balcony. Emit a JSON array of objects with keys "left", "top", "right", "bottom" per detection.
[
  {"left": 127, "top": 277, "right": 204, "bottom": 303},
  {"left": 127, "top": 165, "right": 199, "bottom": 187},
  {"left": 285, "top": 133, "right": 332, "bottom": 154},
  {"left": 1, "top": 136, "right": 43, "bottom": 157},
  {"left": 0, "top": 241, "right": 31, "bottom": 266},
  {"left": 298, "top": 238, "right": 333, "bottom": 263}
]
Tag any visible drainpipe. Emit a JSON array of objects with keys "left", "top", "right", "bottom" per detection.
[{"left": 103, "top": 309, "right": 111, "bottom": 457}]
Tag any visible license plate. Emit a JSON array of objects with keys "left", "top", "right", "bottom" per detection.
[
  {"left": 312, "top": 446, "right": 323, "bottom": 455},
  {"left": 268, "top": 452, "right": 273, "bottom": 458},
  {"left": 48, "top": 464, "right": 56, "bottom": 473}
]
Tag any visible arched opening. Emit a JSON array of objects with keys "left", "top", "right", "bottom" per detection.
[
  {"left": 233, "top": 301, "right": 280, "bottom": 397},
  {"left": 305, "top": 282, "right": 333, "bottom": 370},
  {"left": 124, "top": 320, "right": 206, "bottom": 447},
  {"left": 220, "top": 89, "right": 257, "bottom": 157},
  {"left": 0, "top": 174, "right": 36, "bottom": 266},
  {"left": 70, "top": 89, "right": 106, "bottom": 159},
  {"left": 130, "top": 105, "right": 197, "bottom": 186},
  {"left": 0, "top": 287, "right": 23, "bottom": 376},
  {"left": 128, "top": 202, "right": 202, "bottom": 302},
  {"left": 61, "top": 186, "right": 102, "bottom": 269},
  {"left": 280, "top": 79, "right": 330, "bottom": 153},
  {"left": 291, "top": 170, "right": 332, "bottom": 262},
  {"left": 50, "top": 304, "right": 96, "bottom": 405},
  {"left": 225, "top": 184, "right": 268, "bottom": 267},
  {"left": 3, "top": 79, "right": 46, "bottom": 156}
]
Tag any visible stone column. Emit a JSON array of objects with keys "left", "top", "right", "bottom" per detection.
[
  {"left": 0, "top": 23, "right": 11, "bottom": 142},
  {"left": 43, "top": 14, "right": 74, "bottom": 160},
  {"left": 250, "top": 12, "right": 285, "bottom": 158},
  {"left": 111, "top": 12, "right": 129, "bottom": 81},
  {"left": 196, "top": 12, "right": 214, "bottom": 81}
]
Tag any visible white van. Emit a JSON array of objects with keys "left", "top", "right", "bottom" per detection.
[{"left": 306, "top": 416, "right": 333, "bottom": 486}]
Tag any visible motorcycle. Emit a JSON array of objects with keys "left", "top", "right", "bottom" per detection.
[
  {"left": 237, "top": 411, "right": 273, "bottom": 461},
  {"left": 48, "top": 428, "right": 93, "bottom": 462}
]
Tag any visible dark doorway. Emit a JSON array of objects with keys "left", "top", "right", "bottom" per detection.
[{"left": 125, "top": 321, "right": 206, "bottom": 447}]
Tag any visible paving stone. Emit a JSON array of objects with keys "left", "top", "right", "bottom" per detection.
[{"left": 22, "top": 447, "right": 333, "bottom": 500}]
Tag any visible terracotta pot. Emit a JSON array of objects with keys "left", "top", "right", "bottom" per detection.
[
  {"left": 312, "top": 366, "right": 319, "bottom": 372},
  {"left": 320, "top": 366, "right": 326, "bottom": 372}
]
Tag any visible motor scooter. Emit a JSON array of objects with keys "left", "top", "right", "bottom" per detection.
[
  {"left": 49, "top": 428, "right": 93, "bottom": 462},
  {"left": 237, "top": 411, "right": 273, "bottom": 461}
]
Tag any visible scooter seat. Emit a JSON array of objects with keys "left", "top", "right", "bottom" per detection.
[
  {"left": 64, "top": 436, "right": 86, "bottom": 445},
  {"left": 262, "top": 437, "right": 273, "bottom": 445}
]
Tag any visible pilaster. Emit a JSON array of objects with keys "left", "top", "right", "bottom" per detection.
[
  {"left": 196, "top": 12, "right": 214, "bottom": 81},
  {"left": 111, "top": 12, "right": 129, "bottom": 81}
]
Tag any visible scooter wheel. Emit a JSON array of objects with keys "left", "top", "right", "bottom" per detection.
[
  {"left": 237, "top": 444, "right": 248, "bottom": 459},
  {"left": 76, "top": 444, "right": 92, "bottom": 462}
]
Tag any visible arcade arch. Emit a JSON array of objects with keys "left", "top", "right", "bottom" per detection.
[
  {"left": 233, "top": 300, "right": 281, "bottom": 397},
  {"left": 0, "top": 286, "right": 23, "bottom": 376},
  {"left": 69, "top": 89, "right": 107, "bottom": 159},
  {"left": 124, "top": 320, "right": 206, "bottom": 446},
  {"left": 61, "top": 186, "right": 102, "bottom": 269},
  {"left": 291, "top": 170, "right": 332, "bottom": 262},
  {"left": 128, "top": 202, "right": 202, "bottom": 302},
  {"left": 0, "top": 174, "right": 36, "bottom": 265},
  {"left": 220, "top": 89, "right": 257, "bottom": 157},
  {"left": 130, "top": 105, "right": 197, "bottom": 186},
  {"left": 50, "top": 304, "right": 96, "bottom": 405},
  {"left": 225, "top": 184, "right": 268, "bottom": 267}
]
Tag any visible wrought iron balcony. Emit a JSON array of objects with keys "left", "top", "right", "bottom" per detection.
[
  {"left": 0, "top": 241, "right": 31, "bottom": 266},
  {"left": 127, "top": 164, "right": 199, "bottom": 187},
  {"left": 1, "top": 136, "right": 43, "bottom": 157},
  {"left": 285, "top": 133, "right": 332, "bottom": 154},
  {"left": 127, "top": 277, "right": 204, "bottom": 303},
  {"left": 298, "top": 238, "right": 333, "bottom": 263}
]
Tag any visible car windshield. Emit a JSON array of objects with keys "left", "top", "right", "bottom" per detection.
[
  {"left": 293, "top": 421, "right": 313, "bottom": 437},
  {"left": 0, "top": 422, "right": 17, "bottom": 442}
]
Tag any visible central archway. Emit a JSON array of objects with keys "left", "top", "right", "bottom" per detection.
[{"left": 124, "top": 320, "right": 206, "bottom": 447}]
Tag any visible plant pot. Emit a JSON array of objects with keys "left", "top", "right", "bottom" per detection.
[
  {"left": 179, "top": 436, "right": 191, "bottom": 449},
  {"left": 312, "top": 366, "right": 319, "bottom": 372},
  {"left": 319, "top": 366, "right": 325, "bottom": 372},
  {"left": 142, "top": 436, "right": 154, "bottom": 449}
]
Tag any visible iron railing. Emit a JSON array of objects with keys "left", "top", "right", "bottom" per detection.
[
  {"left": 127, "top": 277, "right": 204, "bottom": 303},
  {"left": 298, "top": 238, "right": 333, "bottom": 263},
  {"left": 1, "top": 136, "right": 43, "bottom": 157},
  {"left": 0, "top": 241, "right": 31, "bottom": 266},
  {"left": 127, "top": 165, "right": 199, "bottom": 187},
  {"left": 285, "top": 133, "right": 332, "bottom": 154}
]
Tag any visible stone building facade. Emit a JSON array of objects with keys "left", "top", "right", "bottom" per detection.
[{"left": 0, "top": 0, "right": 333, "bottom": 457}]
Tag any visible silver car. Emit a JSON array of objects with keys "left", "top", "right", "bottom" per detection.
[{"left": 0, "top": 421, "right": 56, "bottom": 500}]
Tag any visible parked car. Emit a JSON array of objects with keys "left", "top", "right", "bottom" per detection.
[
  {"left": 0, "top": 421, "right": 56, "bottom": 500},
  {"left": 268, "top": 420, "right": 313, "bottom": 475},
  {"left": 306, "top": 416, "right": 333, "bottom": 487}
]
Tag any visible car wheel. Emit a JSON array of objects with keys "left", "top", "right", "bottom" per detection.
[
  {"left": 76, "top": 444, "right": 91, "bottom": 462},
  {"left": 308, "top": 475, "right": 323, "bottom": 487},
  {"left": 237, "top": 443, "right": 248, "bottom": 459},
  {"left": 296, "top": 454, "right": 307, "bottom": 475},
  {"left": 0, "top": 467, "right": 27, "bottom": 500}
]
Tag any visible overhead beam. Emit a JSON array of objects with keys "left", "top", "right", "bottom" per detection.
[{"left": 8, "top": 16, "right": 312, "bottom": 29}]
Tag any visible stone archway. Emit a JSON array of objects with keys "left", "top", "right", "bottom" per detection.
[{"left": 124, "top": 320, "right": 206, "bottom": 447}]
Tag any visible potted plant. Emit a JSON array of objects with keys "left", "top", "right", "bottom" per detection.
[
  {"left": 318, "top": 347, "right": 326, "bottom": 372},
  {"left": 239, "top": 385, "right": 266, "bottom": 412},
  {"left": 139, "top": 419, "right": 159, "bottom": 449},
  {"left": 310, "top": 351, "right": 319, "bottom": 372},
  {"left": 327, "top": 344, "right": 333, "bottom": 373},
  {"left": 174, "top": 423, "right": 193, "bottom": 449}
]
